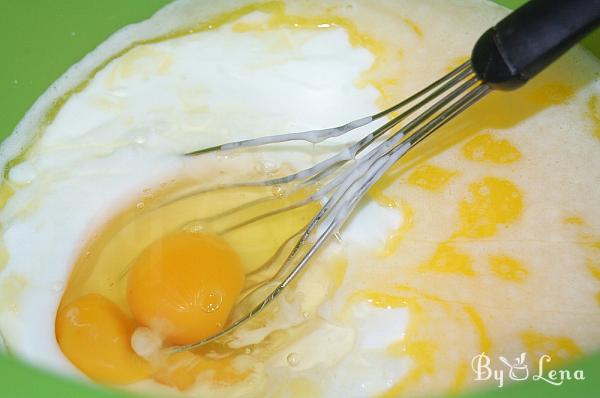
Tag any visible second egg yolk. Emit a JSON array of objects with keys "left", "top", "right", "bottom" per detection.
[
  {"left": 127, "top": 231, "right": 245, "bottom": 346},
  {"left": 55, "top": 294, "right": 152, "bottom": 384}
]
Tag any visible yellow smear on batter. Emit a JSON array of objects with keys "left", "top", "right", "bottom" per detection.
[
  {"left": 229, "top": 1, "right": 420, "bottom": 108},
  {"left": 369, "top": 166, "right": 403, "bottom": 208},
  {"left": 461, "top": 133, "right": 521, "bottom": 164},
  {"left": 0, "top": 184, "right": 14, "bottom": 209},
  {"left": 394, "top": 286, "right": 492, "bottom": 356},
  {"left": 527, "top": 83, "right": 574, "bottom": 107},
  {"left": 349, "top": 290, "right": 411, "bottom": 309},
  {"left": 446, "top": 56, "right": 469, "bottom": 72},
  {"left": 419, "top": 242, "right": 474, "bottom": 276},
  {"left": 455, "top": 177, "right": 523, "bottom": 239},
  {"left": 0, "top": 273, "right": 28, "bottom": 313},
  {"left": 407, "top": 164, "right": 457, "bottom": 191},
  {"left": 521, "top": 331, "right": 582, "bottom": 367},
  {"left": 489, "top": 254, "right": 528, "bottom": 282},
  {"left": 368, "top": 174, "right": 415, "bottom": 257},
  {"left": 378, "top": 202, "right": 414, "bottom": 258},
  {"left": 399, "top": 16, "right": 423, "bottom": 37},
  {"left": 563, "top": 215, "right": 585, "bottom": 225},
  {"left": 231, "top": 2, "right": 389, "bottom": 96},
  {"left": 464, "top": 305, "right": 492, "bottom": 353},
  {"left": 415, "top": 177, "right": 524, "bottom": 279},
  {"left": 589, "top": 260, "right": 600, "bottom": 307},
  {"left": 106, "top": 45, "right": 173, "bottom": 89},
  {"left": 153, "top": 351, "right": 252, "bottom": 391},
  {"left": 286, "top": 377, "right": 322, "bottom": 398},
  {"left": 450, "top": 361, "right": 470, "bottom": 393},
  {"left": 395, "top": 284, "right": 451, "bottom": 309},
  {"left": 348, "top": 286, "right": 493, "bottom": 396},
  {"left": 379, "top": 298, "right": 436, "bottom": 398},
  {"left": 381, "top": 340, "right": 437, "bottom": 398},
  {"left": 589, "top": 95, "right": 600, "bottom": 141},
  {"left": 585, "top": 240, "right": 600, "bottom": 250},
  {"left": 587, "top": 259, "right": 600, "bottom": 280},
  {"left": 0, "top": 240, "right": 8, "bottom": 274},
  {"left": 328, "top": 256, "right": 348, "bottom": 295}
]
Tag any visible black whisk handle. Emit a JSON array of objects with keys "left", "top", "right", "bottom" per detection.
[{"left": 471, "top": 0, "right": 600, "bottom": 90}]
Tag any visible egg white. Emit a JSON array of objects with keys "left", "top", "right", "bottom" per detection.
[{"left": 2, "top": 0, "right": 600, "bottom": 397}]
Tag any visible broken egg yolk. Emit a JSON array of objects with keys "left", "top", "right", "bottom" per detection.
[
  {"left": 55, "top": 294, "right": 152, "bottom": 384},
  {"left": 127, "top": 231, "right": 245, "bottom": 346}
]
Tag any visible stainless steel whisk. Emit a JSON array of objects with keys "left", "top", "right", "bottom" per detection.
[{"left": 174, "top": 0, "right": 600, "bottom": 351}]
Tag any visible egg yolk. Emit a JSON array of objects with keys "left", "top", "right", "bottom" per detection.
[
  {"left": 55, "top": 293, "right": 152, "bottom": 384},
  {"left": 127, "top": 231, "right": 245, "bottom": 346}
]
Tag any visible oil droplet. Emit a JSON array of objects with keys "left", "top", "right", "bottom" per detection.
[
  {"left": 272, "top": 184, "right": 285, "bottom": 197},
  {"left": 287, "top": 352, "right": 300, "bottom": 367},
  {"left": 136, "top": 202, "right": 145, "bottom": 209},
  {"left": 200, "top": 291, "right": 223, "bottom": 313},
  {"left": 185, "top": 223, "right": 205, "bottom": 233},
  {"left": 256, "top": 159, "right": 279, "bottom": 174},
  {"left": 143, "top": 189, "right": 154, "bottom": 199}
]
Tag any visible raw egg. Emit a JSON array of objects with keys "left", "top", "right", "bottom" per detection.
[{"left": 127, "top": 231, "right": 245, "bottom": 345}]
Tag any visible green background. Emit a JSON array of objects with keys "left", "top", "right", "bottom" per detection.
[{"left": 0, "top": 1, "right": 598, "bottom": 397}]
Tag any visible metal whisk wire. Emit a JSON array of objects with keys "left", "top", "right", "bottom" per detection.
[
  {"left": 171, "top": 62, "right": 477, "bottom": 234},
  {"left": 172, "top": 61, "right": 489, "bottom": 352}
]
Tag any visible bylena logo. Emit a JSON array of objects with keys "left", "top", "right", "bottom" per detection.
[{"left": 471, "top": 352, "right": 586, "bottom": 388}]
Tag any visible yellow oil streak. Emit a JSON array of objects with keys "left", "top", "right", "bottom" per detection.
[
  {"left": 563, "top": 216, "right": 585, "bottom": 225},
  {"left": 463, "top": 305, "right": 492, "bottom": 353},
  {"left": 527, "top": 83, "right": 574, "bottom": 107},
  {"left": 588, "top": 95, "right": 600, "bottom": 141},
  {"left": 489, "top": 254, "right": 528, "bottom": 282},
  {"left": 418, "top": 242, "right": 474, "bottom": 276},
  {"left": 407, "top": 163, "right": 457, "bottom": 191},
  {"left": 461, "top": 133, "right": 521, "bottom": 164},
  {"left": 521, "top": 331, "right": 582, "bottom": 367},
  {"left": 455, "top": 177, "right": 523, "bottom": 239}
]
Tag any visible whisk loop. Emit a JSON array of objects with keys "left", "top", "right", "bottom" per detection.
[{"left": 171, "top": 61, "right": 489, "bottom": 351}]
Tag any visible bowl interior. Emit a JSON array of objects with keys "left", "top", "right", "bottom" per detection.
[{"left": 0, "top": 1, "right": 599, "bottom": 397}]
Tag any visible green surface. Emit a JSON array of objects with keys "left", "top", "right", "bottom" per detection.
[
  {"left": 0, "top": 0, "right": 171, "bottom": 139},
  {"left": 0, "top": 1, "right": 599, "bottom": 397}
]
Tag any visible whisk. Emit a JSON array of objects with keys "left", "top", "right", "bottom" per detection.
[{"left": 174, "top": 0, "right": 600, "bottom": 351}]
